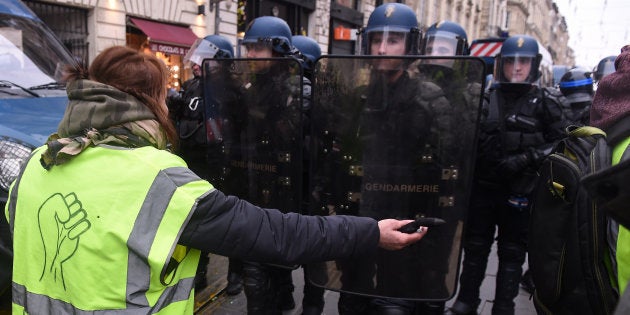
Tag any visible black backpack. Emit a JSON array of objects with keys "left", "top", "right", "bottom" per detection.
[{"left": 528, "top": 125, "right": 618, "bottom": 314}]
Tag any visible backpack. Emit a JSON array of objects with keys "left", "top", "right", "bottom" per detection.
[{"left": 528, "top": 125, "right": 618, "bottom": 314}]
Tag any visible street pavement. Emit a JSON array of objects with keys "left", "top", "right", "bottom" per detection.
[{"left": 195, "top": 240, "right": 537, "bottom": 314}]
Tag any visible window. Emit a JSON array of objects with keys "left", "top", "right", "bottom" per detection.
[{"left": 23, "top": 0, "right": 89, "bottom": 65}]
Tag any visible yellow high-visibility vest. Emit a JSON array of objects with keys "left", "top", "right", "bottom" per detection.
[{"left": 6, "top": 145, "right": 214, "bottom": 314}]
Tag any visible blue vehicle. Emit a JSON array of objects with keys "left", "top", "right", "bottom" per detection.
[
  {"left": 0, "top": 0, "right": 75, "bottom": 203},
  {"left": 0, "top": 0, "right": 76, "bottom": 305}
]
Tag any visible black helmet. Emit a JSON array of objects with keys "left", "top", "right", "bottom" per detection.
[
  {"left": 292, "top": 35, "right": 322, "bottom": 71},
  {"left": 559, "top": 68, "right": 593, "bottom": 104},
  {"left": 422, "top": 20, "right": 469, "bottom": 56},
  {"left": 494, "top": 34, "right": 541, "bottom": 85},
  {"left": 360, "top": 3, "right": 421, "bottom": 55},
  {"left": 242, "top": 16, "right": 294, "bottom": 56},
  {"left": 593, "top": 55, "right": 616, "bottom": 82},
  {"left": 184, "top": 34, "right": 234, "bottom": 66}
]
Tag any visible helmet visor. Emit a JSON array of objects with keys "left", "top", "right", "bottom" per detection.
[
  {"left": 365, "top": 28, "right": 409, "bottom": 56},
  {"left": 184, "top": 38, "right": 220, "bottom": 66},
  {"left": 500, "top": 55, "right": 535, "bottom": 83},
  {"left": 598, "top": 60, "right": 616, "bottom": 80},
  {"left": 423, "top": 34, "right": 461, "bottom": 67},
  {"left": 240, "top": 41, "right": 274, "bottom": 58},
  {"left": 424, "top": 33, "right": 461, "bottom": 56}
]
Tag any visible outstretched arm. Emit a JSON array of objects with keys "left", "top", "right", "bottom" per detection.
[{"left": 180, "top": 190, "right": 426, "bottom": 265}]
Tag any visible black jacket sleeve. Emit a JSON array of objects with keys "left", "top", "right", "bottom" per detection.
[{"left": 179, "top": 189, "right": 379, "bottom": 265}]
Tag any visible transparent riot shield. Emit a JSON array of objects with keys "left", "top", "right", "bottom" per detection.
[
  {"left": 306, "top": 55, "right": 485, "bottom": 301},
  {"left": 201, "top": 57, "right": 305, "bottom": 213}
]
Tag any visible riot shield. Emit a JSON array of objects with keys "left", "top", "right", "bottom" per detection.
[
  {"left": 201, "top": 57, "right": 305, "bottom": 214},
  {"left": 306, "top": 55, "right": 485, "bottom": 301}
]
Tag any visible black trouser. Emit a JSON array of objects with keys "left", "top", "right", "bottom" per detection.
[
  {"left": 243, "top": 261, "right": 294, "bottom": 315},
  {"left": 455, "top": 182, "right": 529, "bottom": 315},
  {"left": 302, "top": 264, "right": 325, "bottom": 310}
]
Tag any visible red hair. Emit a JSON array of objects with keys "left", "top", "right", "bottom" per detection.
[{"left": 63, "top": 46, "right": 178, "bottom": 148}]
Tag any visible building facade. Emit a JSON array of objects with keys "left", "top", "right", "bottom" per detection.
[{"left": 25, "top": 0, "right": 574, "bottom": 88}]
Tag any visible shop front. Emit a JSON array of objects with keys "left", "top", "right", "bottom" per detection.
[
  {"left": 126, "top": 17, "right": 198, "bottom": 91},
  {"left": 237, "top": 0, "right": 315, "bottom": 42}
]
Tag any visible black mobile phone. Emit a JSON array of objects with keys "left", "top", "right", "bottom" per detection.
[{"left": 398, "top": 217, "right": 446, "bottom": 234}]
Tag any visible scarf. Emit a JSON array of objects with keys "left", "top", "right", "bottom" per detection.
[
  {"left": 40, "top": 79, "right": 167, "bottom": 170},
  {"left": 590, "top": 45, "right": 630, "bottom": 130}
]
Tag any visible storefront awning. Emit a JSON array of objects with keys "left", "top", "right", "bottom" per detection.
[{"left": 129, "top": 17, "right": 198, "bottom": 55}]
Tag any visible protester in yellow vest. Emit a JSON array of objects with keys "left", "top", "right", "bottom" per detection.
[
  {"left": 3, "top": 46, "right": 427, "bottom": 314},
  {"left": 590, "top": 44, "right": 630, "bottom": 296}
]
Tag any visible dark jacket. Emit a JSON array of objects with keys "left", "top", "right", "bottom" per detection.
[
  {"left": 179, "top": 189, "right": 379, "bottom": 265},
  {"left": 475, "top": 85, "right": 565, "bottom": 193}
]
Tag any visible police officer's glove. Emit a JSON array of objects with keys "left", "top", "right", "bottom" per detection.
[
  {"left": 497, "top": 153, "right": 530, "bottom": 176},
  {"left": 527, "top": 146, "right": 551, "bottom": 165}
]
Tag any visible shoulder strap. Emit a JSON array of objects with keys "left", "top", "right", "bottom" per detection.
[
  {"left": 568, "top": 125, "right": 607, "bottom": 138},
  {"left": 487, "top": 90, "right": 500, "bottom": 122}
]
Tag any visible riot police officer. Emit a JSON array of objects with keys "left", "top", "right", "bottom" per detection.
[
  {"left": 231, "top": 16, "right": 306, "bottom": 314},
  {"left": 167, "top": 34, "right": 244, "bottom": 295},
  {"left": 559, "top": 67, "right": 594, "bottom": 126},
  {"left": 417, "top": 20, "right": 481, "bottom": 315},
  {"left": 333, "top": 4, "right": 453, "bottom": 314},
  {"left": 292, "top": 35, "right": 321, "bottom": 79},
  {"left": 593, "top": 55, "right": 617, "bottom": 84},
  {"left": 419, "top": 20, "right": 481, "bottom": 153},
  {"left": 291, "top": 34, "right": 328, "bottom": 315},
  {"left": 446, "top": 35, "right": 565, "bottom": 315},
  {"left": 422, "top": 21, "right": 469, "bottom": 61}
]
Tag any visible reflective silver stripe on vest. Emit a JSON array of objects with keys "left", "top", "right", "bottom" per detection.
[
  {"left": 126, "top": 167, "right": 200, "bottom": 307},
  {"left": 12, "top": 278, "right": 194, "bottom": 314},
  {"left": 13, "top": 166, "right": 204, "bottom": 313},
  {"left": 7, "top": 150, "right": 37, "bottom": 237}
]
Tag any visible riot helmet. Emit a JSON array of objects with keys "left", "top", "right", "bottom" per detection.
[
  {"left": 422, "top": 20, "right": 469, "bottom": 56},
  {"left": 494, "top": 35, "right": 541, "bottom": 85},
  {"left": 593, "top": 55, "right": 616, "bottom": 82},
  {"left": 184, "top": 34, "right": 234, "bottom": 66},
  {"left": 360, "top": 3, "right": 421, "bottom": 56},
  {"left": 241, "top": 16, "right": 294, "bottom": 57},
  {"left": 292, "top": 35, "right": 322, "bottom": 71},
  {"left": 559, "top": 68, "right": 594, "bottom": 104}
]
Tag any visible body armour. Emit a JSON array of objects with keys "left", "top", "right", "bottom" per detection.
[{"left": 475, "top": 86, "right": 564, "bottom": 193}]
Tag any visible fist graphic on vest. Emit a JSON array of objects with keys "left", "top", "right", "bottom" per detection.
[{"left": 37, "top": 192, "right": 91, "bottom": 289}]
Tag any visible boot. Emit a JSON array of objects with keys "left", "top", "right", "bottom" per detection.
[
  {"left": 444, "top": 300, "right": 477, "bottom": 315},
  {"left": 415, "top": 301, "right": 445, "bottom": 315},
  {"left": 519, "top": 269, "right": 535, "bottom": 295},
  {"left": 338, "top": 292, "right": 370, "bottom": 314},
  {"left": 279, "top": 287, "right": 296, "bottom": 310},
  {"left": 243, "top": 262, "right": 277, "bottom": 314},
  {"left": 302, "top": 304, "right": 323, "bottom": 315},
  {"left": 194, "top": 270, "right": 207, "bottom": 293},
  {"left": 194, "top": 252, "right": 210, "bottom": 292},
  {"left": 302, "top": 272, "right": 325, "bottom": 315},
  {"left": 492, "top": 263, "right": 522, "bottom": 315},
  {"left": 226, "top": 271, "right": 243, "bottom": 295},
  {"left": 373, "top": 305, "right": 411, "bottom": 315},
  {"left": 276, "top": 268, "right": 295, "bottom": 310},
  {"left": 226, "top": 258, "right": 243, "bottom": 295}
]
